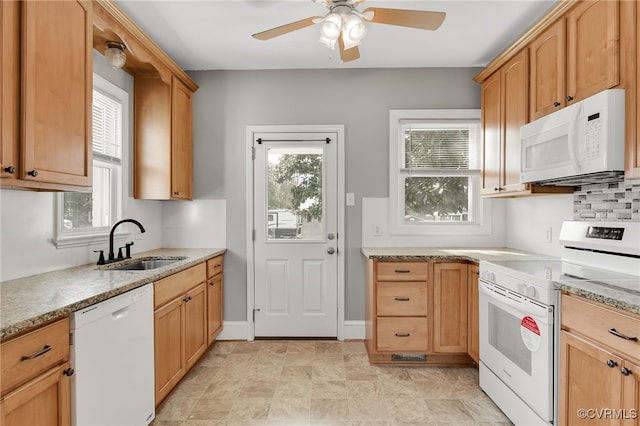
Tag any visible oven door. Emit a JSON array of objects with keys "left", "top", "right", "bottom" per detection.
[{"left": 479, "top": 280, "right": 554, "bottom": 422}]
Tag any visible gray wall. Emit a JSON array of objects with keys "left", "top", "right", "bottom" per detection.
[{"left": 188, "top": 67, "right": 482, "bottom": 321}]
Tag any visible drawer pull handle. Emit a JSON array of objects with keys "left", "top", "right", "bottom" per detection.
[
  {"left": 607, "top": 359, "right": 618, "bottom": 368},
  {"left": 395, "top": 333, "right": 410, "bottom": 338},
  {"left": 608, "top": 328, "right": 639, "bottom": 342},
  {"left": 21, "top": 345, "right": 52, "bottom": 361},
  {"left": 395, "top": 269, "right": 411, "bottom": 273},
  {"left": 394, "top": 297, "right": 410, "bottom": 302}
]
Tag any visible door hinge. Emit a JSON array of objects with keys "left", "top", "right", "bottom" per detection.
[
  {"left": 251, "top": 146, "right": 256, "bottom": 160},
  {"left": 253, "top": 308, "right": 261, "bottom": 322},
  {"left": 252, "top": 229, "right": 256, "bottom": 241}
]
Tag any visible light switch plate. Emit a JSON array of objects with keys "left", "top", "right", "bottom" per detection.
[{"left": 346, "top": 193, "right": 355, "bottom": 206}]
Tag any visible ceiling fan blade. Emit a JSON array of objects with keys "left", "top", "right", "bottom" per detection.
[
  {"left": 338, "top": 37, "right": 360, "bottom": 62},
  {"left": 363, "top": 7, "right": 445, "bottom": 31},
  {"left": 252, "top": 16, "right": 322, "bottom": 41}
]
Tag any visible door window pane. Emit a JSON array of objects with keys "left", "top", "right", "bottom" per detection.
[{"left": 267, "top": 147, "right": 324, "bottom": 240}]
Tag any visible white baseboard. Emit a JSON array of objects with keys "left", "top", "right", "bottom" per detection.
[
  {"left": 341, "top": 320, "right": 365, "bottom": 340},
  {"left": 216, "top": 320, "right": 365, "bottom": 341},
  {"left": 216, "top": 321, "right": 249, "bottom": 340}
]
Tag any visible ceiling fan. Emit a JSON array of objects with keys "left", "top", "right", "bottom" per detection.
[{"left": 252, "top": 0, "right": 446, "bottom": 63}]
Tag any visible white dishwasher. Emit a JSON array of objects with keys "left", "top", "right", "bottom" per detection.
[{"left": 71, "top": 283, "right": 155, "bottom": 426}]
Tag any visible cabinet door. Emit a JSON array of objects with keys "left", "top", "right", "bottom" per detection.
[
  {"left": 481, "top": 71, "right": 502, "bottom": 195},
  {"left": 566, "top": 0, "right": 619, "bottom": 103},
  {"left": 0, "top": 362, "right": 70, "bottom": 426},
  {"left": 154, "top": 297, "right": 185, "bottom": 405},
  {"left": 207, "top": 273, "right": 223, "bottom": 345},
  {"left": 628, "top": 2, "right": 640, "bottom": 180},
  {"left": 467, "top": 264, "right": 479, "bottom": 364},
  {"left": 21, "top": 0, "right": 91, "bottom": 186},
  {"left": 622, "top": 358, "right": 640, "bottom": 426},
  {"left": 0, "top": 0, "right": 19, "bottom": 179},
  {"left": 171, "top": 77, "right": 193, "bottom": 200},
  {"left": 501, "top": 49, "right": 529, "bottom": 193},
  {"left": 559, "top": 330, "right": 623, "bottom": 425},
  {"left": 433, "top": 263, "right": 468, "bottom": 353},
  {"left": 529, "top": 19, "right": 566, "bottom": 121},
  {"left": 184, "top": 282, "right": 207, "bottom": 370}
]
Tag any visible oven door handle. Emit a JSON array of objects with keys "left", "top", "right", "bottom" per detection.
[{"left": 479, "top": 281, "right": 549, "bottom": 319}]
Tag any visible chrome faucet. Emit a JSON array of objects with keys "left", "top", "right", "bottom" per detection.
[{"left": 107, "top": 219, "right": 146, "bottom": 263}]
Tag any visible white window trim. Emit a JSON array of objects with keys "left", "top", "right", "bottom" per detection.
[
  {"left": 389, "top": 109, "right": 492, "bottom": 236},
  {"left": 54, "top": 74, "right": 129, "bottom": 248}
]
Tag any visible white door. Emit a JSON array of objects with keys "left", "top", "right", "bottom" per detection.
[{"left": 253, "top": 131, "right": 338, "bottom": 337}]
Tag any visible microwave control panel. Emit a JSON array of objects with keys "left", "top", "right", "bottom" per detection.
[{"left": 584, "top": 112, "right": 602, "bottom": 160}]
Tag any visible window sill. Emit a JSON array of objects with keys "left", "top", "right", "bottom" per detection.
[{"left": 54, "top": 231, "right": 131, "bottom": 249}]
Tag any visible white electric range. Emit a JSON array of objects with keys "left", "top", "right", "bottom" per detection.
[{"left": 479, "top": 221, "right": 640, "bottom": 426}]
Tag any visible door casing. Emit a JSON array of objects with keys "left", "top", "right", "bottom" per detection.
[{"left": 245, "top": 124, "right": 346, "bottom": 340}]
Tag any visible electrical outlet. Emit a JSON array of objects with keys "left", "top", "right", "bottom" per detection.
[
  {"left": 372, "top": 224, "right": 382, "bottom": 236},
  {"left": 544, "top": 227, "right": 552, "bottom": 243},
  {"left": 346, "top": 193, "right": 355, "bottom": 206}
]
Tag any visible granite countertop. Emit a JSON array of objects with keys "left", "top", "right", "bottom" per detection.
[
  {"left": 0, "top": 248, "right": 226, "bottom": 340},
  {"left": 361, "top": 246, "right": 640, "bottom": 315},
  {"left": 361, "top": 246, "right": 556, "bottom": 262}
]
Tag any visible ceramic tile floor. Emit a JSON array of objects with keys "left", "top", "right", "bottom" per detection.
[{"left": 151, "top": 340, "right": 512, "bottom": 426}]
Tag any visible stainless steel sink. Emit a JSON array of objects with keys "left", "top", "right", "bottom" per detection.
[{"left": 104, "top": 256, "right": 188, "bottom": 271}]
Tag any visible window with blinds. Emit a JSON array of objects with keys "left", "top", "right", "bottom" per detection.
[
  {"left": 389, "top": 110, "right": 482, "bottom": 232},
  {"left": 61, "top": 79, "right": 124, "bottom": 235}
]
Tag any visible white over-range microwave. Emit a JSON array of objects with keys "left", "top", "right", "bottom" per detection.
[{"left": 520, "top": 89, "right": 625, "bottom": 186}]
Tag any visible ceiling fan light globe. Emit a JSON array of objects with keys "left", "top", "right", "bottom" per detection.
[
  {"left": 343, "top": 14, "right": 366, "bottom": 42},
  {"left": 321, "top": 13, "right": 342, "bottom": 40}
]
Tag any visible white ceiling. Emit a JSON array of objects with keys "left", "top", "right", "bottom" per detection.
[{"left": 114, "top": 0, "right": 559, "bottom": 71}]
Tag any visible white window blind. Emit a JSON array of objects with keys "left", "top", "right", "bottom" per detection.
[{"left": 92, "top": 90, "right": 122, "bottom": 161}]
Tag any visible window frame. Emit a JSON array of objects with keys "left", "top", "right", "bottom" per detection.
[
  {"left": 389, "top": 109, "right": 492, "bottom": 236},
  {"left": 54, "top": 74, "right": 129, "bottom": 248}
]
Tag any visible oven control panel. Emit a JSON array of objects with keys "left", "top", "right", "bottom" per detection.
[{"left": 586, "top": 226, "right": 624, "bottom": 240}]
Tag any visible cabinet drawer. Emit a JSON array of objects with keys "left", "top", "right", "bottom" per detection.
[
  {"left": 376, "top": 261, "right": 428, "bottom": 282},
  {"left": 206, "top": 255, "right": 223, "bottom": 278},
  {"left": 562, "top": 294, "right": 640, "bottom": 363},
  {"left": 155, "top": 263, "right": 206, "bottom": 308},
  {"left": 1, "top": 318, "right": 69, "bottom": 395},
  {"left": 376, "top": 317, "right": 428, "bottom": 352},
  {"left": 376, "top": 282, "right": 428, "bottom": 316}
]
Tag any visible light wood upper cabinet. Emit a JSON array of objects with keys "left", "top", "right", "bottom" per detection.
[
  {"left": 626, "top": 0, "right": 640, "bottom": 180},
  {"left": 530, "top": 0, "right": 620, "bottom": 122},
  {"left": 529, "top": 19, "right": 566, "bottom": 121},
  {"left": 566, "top": 0, "right": 619, "bottom": 103},
  {"left": 1, "top": 0, "right": 92, "bottom": 191},
  {"left": 0, "top": 0, "right": 20, "bottom": 180},
  {"left": 481, "top": 49, "right": 572, "bottom": 198},
  {"left": 134, "top": 75, "right": 194, "bottom": 200}
]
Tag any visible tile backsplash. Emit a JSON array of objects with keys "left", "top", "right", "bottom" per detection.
[{"left": 573, "top": 178, "right": 640, "bottom": 221}]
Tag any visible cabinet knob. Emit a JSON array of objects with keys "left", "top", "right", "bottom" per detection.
[
  {"left": 174, "top": 191, "right": 179, "bottom": 196},
  {"left": 621, "top": 367, "right": 632, "bottom": 376},
  {"left": 27, "top": 170, "right": 38, "bottom": 177},
  {"left": 4, "top": 166, "right": 15, "bottom": 174},
  {"left": 566, "top": 96, "right": 574, "bottom": 102},
  {"left": 607, "top": 359, "right": 618, "bottom": 368},
  {"left": 63, "top": 368, "right": 75, "bottom": 377},
  {"left": 553, "top": 101, "right": 561, "bottom": 107}
]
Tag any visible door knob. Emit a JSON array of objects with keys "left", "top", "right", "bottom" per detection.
[{"left": 327, "top": 247, "right": 336, "bottom": 255}]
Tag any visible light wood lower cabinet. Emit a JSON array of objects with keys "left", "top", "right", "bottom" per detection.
[
  {"left": 467, "top": 263, "right": 480, "bottom": 364},
  {"left": 559, "top": 294, "right": 640, "bottom": 425},
  {"left": 365, "top": 259, "right": 474, "bottom": 365},
  {"left": 154, "top": 263, "right": 207, "bottom": 406},
  {"left": 206, "top": 255, "right": 224, "bottom": 345},
  {"left": 0, "top": 318, "right": 71, "bottom": 426}
]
